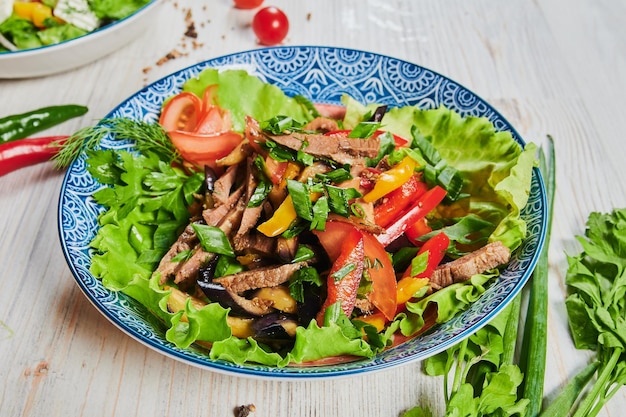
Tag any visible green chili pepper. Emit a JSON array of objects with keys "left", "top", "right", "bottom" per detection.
[{"left": 0, "top": 104, "right": 88, "bottom": 144}]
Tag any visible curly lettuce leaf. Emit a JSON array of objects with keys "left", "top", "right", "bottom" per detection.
[
  {"left": 181, "top": 68, "right": 314, "bottom": 133},
  {"left": 343, "top": 96, "right": 536, "bottom": 251}
]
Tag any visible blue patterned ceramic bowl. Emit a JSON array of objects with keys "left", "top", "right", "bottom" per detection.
[{"left": 58, "top": 46, "right": 547, "bottom": 379}]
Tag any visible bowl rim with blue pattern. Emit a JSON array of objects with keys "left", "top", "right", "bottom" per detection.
[{"left": 57, "top": 46, "right": 547, "bottom": 379}]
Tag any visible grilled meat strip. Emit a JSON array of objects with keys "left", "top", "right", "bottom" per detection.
[
  {"left": 430, "top": 241, "right": 511, "bottom": 290},
  {"left": 266, "top": 131, "right": 380, "bottom": 166},
  {"left": 214, "top": 261, "right": 308, "bottom": 294}
]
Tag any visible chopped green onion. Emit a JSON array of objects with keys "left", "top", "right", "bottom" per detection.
[
  {"left": 292, "top": 245, "right": 316, "bottom": 263},
  {"left": 326, "top": 185, "right": 362, "bottom": 217},
  {"left": 311, "top": 196, "right": 329, "bottom": 231},
  {"left": 332, "top": 262, "right": 356, "bottom": 281},
  {"left": 348, "top": 121, "right": 380, "bottom": 138},
  {"left": 191, "top": 223, "right": 235, "bottom": 257},
  {"left": 315, "top": 167, "right": 352, "bottom": 184},
  {"left": 287, "top": 179, "right": 313, "bottom": 221}
]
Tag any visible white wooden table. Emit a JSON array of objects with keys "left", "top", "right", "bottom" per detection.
[{"left": 1, "top": 0, "right": 625, "bottom": 415}]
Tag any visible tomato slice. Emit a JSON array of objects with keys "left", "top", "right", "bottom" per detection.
[
  {"left": 168, "top": 130, "right": 243, "bottom": 170},
  {"left": 159, "top": 92, "right": 203, "bottom": 132},
  {"left": 361, "top": 231, "right": 397, "bottom": 321},
  {"left": 194, "top": 105, "right": 232, "bottom": 135},
  {"left": 315, "top": 222, "right": 397, "bottom": 322},
  {"left": 316, "top": 227, "right": 365, "bottom": 325}
]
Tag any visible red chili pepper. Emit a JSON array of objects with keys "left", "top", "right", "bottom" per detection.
[
  {"left": 374, "top": 175, "right": 428, "bottom": 227},
  {"left": 0, "top": 136, "right": 67, "bottom": 177},
  {"left": 376, "top": 185, "right": 447, "bottom": 247}
]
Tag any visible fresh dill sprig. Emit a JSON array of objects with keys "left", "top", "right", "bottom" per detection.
[{"left": 52, "top": 117, "right": 179, "bottom": 169}]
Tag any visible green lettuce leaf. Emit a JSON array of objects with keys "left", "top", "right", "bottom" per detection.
[
  {"left": 181, "top": 68, "right": 314, "bottom": 132},
  {"left": 343, "top": 95, "right": 536, "bottom": 251}
]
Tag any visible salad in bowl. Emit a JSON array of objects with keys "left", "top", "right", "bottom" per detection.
[
  {"left": 0, "top": 0, "right": 160, "bottom": 78},
  {"left": 0, "top": 0, "right": 151, "bottom": 52},
  {"left": 57, "top": 47, "right": 545, "bottom": 377}
]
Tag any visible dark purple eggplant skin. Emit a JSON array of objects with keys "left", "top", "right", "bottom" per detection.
[
  {"left": 196, "top": 280, "right": 251, "bottom": 316},
  {"left": 252, "top": 313, "right": 297, "bottom": 341},
  {"left": 296, "top": 283, "right": 322, "bottom": 326},
  {"left": 204, "top": 165, "right": 217, "bottom": 193}
]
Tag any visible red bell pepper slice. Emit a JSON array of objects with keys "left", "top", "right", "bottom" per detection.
[
  {"left": 376, "top": 185, "right": 447, "bottom": 247},
  {"left": 373, "top": 175, "right": 428, "bottom": 227},
  {"left": 404, "top": 217, "right": 433, "bottom": 246},
  {"left": 396, "top": 232, "right": 450, "bottom": 310},
  {"left": 316, "top": 227, "right": 365, "bottom": 325},
  {"left": 402, "top": 232, "right": 450, "bottom": 279}
]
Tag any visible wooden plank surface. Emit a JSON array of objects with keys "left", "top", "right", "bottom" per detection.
[{"left": 1, "top": 0, "right": 625, "bottom": 416}]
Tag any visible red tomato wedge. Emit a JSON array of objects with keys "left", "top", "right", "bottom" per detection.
[
  {"left": 314, "top": 222, "right": 397, "bottom": 322},
  {"left": 361, "top": 231, "right": 397, "bottom": 321},
  {"left": 159, "top": 92, "right": 203, "bottom": 132},
  {"left": 168, "top": 130, "right": 243, "bottom": 170},
  {"left": 194, "top": 105, "right": 232, "bottom": 134},
  {"left": 159, "top": 88, "right": 243, "bottom": 170},
  {"left": 316, "top": 227, "right": 365, "bottom": 325}
]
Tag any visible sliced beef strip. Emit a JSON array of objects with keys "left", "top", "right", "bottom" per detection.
[
  {"left": 175, "top": 188, "right": 248, "bottom": 286},
  {"left": 233, "top": 231, "right": 276, "bottom": 256},
  {"left": 214, "top": 261, "right": 308, "bottom": 294},
  {"left": 202, "top": 185, "right": 244, "bottom": 226},
  {"left": 211, "top": 164, "right": 240, "bottom": 208},
  {"left": 430, "top": 241, "right": 511, "bottom": 290},
  {"left": 232, "top": 157, "right": 263, "bottom": 240},
  {"left": 266, "top": 131, "right": 380, "bottom": 166},
  {"left": 156, "top": 221, "right": 200, "bottom": 284}
]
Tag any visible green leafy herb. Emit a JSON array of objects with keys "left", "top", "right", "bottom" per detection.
[
  {"left": 541, "top": 206, "right": 626, "bottom": 417},
  {"left": 289, "top": 266, "right": 323, "bottom": 303},
  {"left": 348, "top": 121, "right": 380, "bottom": 138},
  {"left": 53, "top": 117, "right": 179, "bottom": 169},
  {"left": 260, "top": 115, "right": 306, "bottom": 134}
]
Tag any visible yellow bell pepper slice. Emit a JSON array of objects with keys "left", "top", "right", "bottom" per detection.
[
  {"left": 396, "top": 276, "right": 429, "bottom": 305},
  {"left": 363, "top": 156, "right": 418, "bottom": 203},
  {"left": 257, "top": 195, "right": 297, "bottom": 237},
  {"left": 14, "top": 2, "right": 52, "bottom": 28}
]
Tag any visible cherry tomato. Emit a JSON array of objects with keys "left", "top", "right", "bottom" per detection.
[
  {"left": 233, "top": 0, "right": 264, "bottom": 9},
  {"left": 252, "top": 6, "right": 289, "bottom": 46}
]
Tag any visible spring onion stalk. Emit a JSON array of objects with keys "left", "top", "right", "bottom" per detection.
[
  {"left": 516, "top": 136, "right": 555, "bottom": 416},
  {"left": 538, "top": 362, "right": 599, "bottom": 417}
]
